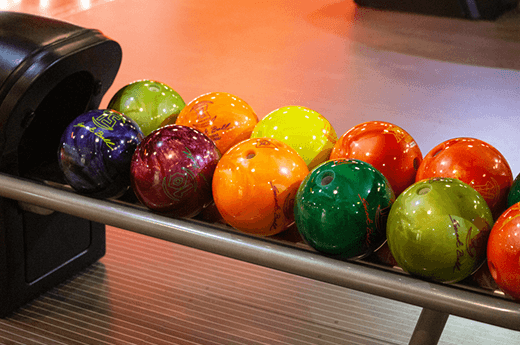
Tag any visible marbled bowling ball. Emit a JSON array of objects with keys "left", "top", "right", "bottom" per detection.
[
  {"left": 294, "top": 159, "right": 395, "bottom": 259},
  {"left": 174, "top": 92, "right": 258, "bottom": 155},
  {"left": 251, "top": 106, "right": 337, "bottom": 169},
  {"left": 416, "top": 137, "right": 513, "bottom": 220},
  {"left": 108, "top": 79, "right": 185, "bottom": 136},
  {"left": 131, "top": 125, "right": 221, "bottom": 218},
  {"left": 58, "top": 109, "right": 143, "bottom": 199},
  {"left": 487, "top": 202, "right": 520, "bottom": 300},
  {"left": 212, "top": 137, "right": 309, "bottom": 236},
  {"left": 507, "top": 173, "right": 520, "bottom": 208},
  {"left": 330, "top": 121, "right": 422, "bottom": 197},
  {"left": 387, "top": 178, "right": 494, "bottom": 283}
]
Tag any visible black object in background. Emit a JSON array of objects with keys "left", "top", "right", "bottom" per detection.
[
  {"left": 354, "top": 0, "right": 519, "bottom": 20},
  {"left": 0, "top": 11, "right": 122, "bottom": 316}
]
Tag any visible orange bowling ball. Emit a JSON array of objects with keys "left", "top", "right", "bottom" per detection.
[
  {"left": 171, "top": 92, "right": 258, "bottom": 154},
  {"left": 330, "top": 121, "right": 422, "bottom": 196},
  {"left": 212, "top": 137, "right": 309, "bottom": 236},
  {"left": 416, "top": 137, "right": 513, "bottom": 220}
]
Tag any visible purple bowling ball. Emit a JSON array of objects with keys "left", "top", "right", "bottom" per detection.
[
  {"left": 130, "top": 125, "right": 221, "bottom": 218},
  {"left": 58, "top": 109, "right": 143, "bottom": 198}
]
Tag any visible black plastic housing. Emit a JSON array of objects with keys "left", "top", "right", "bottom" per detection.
[{"left": 0, "top": 11, "right": 122, "bottom": 316}]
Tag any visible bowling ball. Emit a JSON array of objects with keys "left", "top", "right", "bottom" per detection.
[
  {"left": 507, "top": 173, "right": 520, "bottom": 208},
  {"left": 250, "top": 106, "right": 337, "bottom": 169},
  {"left": 330, "top": 121, "right": 422, "bottom": 196},
  {"left": 173, "top": 92, "right": 258, "bottom": 154},
  {"left": 371, "top": 242, "right": 400, "bottom": 267},
  {"left": 416, "top": 137, "right": 513, "bottom": 220},
  {"left": 487, "top": 203, "right": 520, "bottom": 300},
  {"left": 212, "top": 137, "right": 309, "bottom": 236},
  {"left": 130, "top": 125, "right": 221, "bottom": 218},
  {"left": 197, "top": 201, "right": 227, "bottom": 225},
  {"left": 108, "top": 80, "right": 185, "bottom": 136},
  {"left": 465, "top": 261, "right": 499, "bottom": 291},
  {"left": 294, "top": 159, "right": 395, "bottom": 259},
  {"left": 58, "top": 109, "right": 143, "bottom": 199},
  {"left": 387, "top": 178, "right": 493, "bottom": 283}
]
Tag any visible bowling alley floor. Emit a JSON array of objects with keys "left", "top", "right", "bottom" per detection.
[
  {"left": 3, "top": 0, "right": 520, "bottom": 344},
  {"left": 0, "top": 226, "right": 515, "bottom": 345}
]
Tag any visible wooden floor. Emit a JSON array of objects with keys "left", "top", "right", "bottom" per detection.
[{"left": 2, "top": 0, "right": 520, "bottom": 344}]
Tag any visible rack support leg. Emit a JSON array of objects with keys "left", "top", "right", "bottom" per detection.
[{"left": 409, "top": 308, "right": 449, "bottom": 345}]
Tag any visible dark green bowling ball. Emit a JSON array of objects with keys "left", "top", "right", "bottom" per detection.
[
  {"left": 507, "top": 173, "right": 520, "bottom": 208},
  {"left": 294, "top": 158, "right": 395, "bottom": 259}
]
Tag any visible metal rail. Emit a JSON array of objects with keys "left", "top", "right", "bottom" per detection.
[{"left": 0, "top": 173, "right": 519, "bottom": 334}]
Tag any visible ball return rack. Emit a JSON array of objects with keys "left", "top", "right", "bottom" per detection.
[{"left": 0, "top": 173, "right": 518, "bottom": 345}]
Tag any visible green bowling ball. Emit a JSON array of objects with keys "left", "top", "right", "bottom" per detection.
[
  {"left": 108, "top": 80, "right": 185, "bottom": 136},
  {"left": 507, "top": 173, "right": 520, "bottom": 208},
  {"left": 294, "top": 158, "right": 395, "bottom": 259},
  {"left": 387, "top": 178, "right": 493, "bottom": 283}
]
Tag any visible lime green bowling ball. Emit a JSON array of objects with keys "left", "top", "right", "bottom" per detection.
[
  {"left": 294, "top": 159, "right": 395, "bottom": 259},
  {"left": 251, "top": 106, "right": 337, "bottom": 169},
  {"left": 387, "top": 178, "right": 493, "bottom": 283},
  {"left": 108, "top": 80, "right": 185, "bottom": 136}
]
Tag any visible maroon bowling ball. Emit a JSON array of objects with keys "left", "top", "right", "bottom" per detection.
[{"left": 130, "top": 125, "right": 221, "bottom": 218}]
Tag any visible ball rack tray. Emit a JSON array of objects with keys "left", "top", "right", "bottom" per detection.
[{"left": 0, "top": 172, "right": 518, "bottom": 345}]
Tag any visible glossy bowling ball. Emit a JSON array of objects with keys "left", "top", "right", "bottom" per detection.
[
  {"left": 330, "top": 121, "right": 422, "bottom": 196},
  {"left": 250, "top": 106, "right": 337, "bottom": 169},
  {"left": 466, "top": 261, "right": 499, "bottom": 291},
  {"left": 107, "top": 80, "right": 185, "bottom": 136},
  {"left": 416, "top": 137, "right": 513, "bottom": 220},
  {"left": 130, "top": 125, "right": 221, "bottom": 218},
  {"left": 212, "top": 137, "right": 309, "bottom": 236},
  {"left": 294, "top": 159, "right": 395, "bottom": 259},
  {"left": 487, "top": 203, "right": 520, "bottom": 300},
  {"left": 372, "top": 242, "right": 400, "bottom": 267},
  {"left": 173, "top": 92, "right": 258, "bottom": 154},
  {"left": 507, "top": 173, "right": 520, "bottom": 208},
  {"left": 58, "top": 109, "right": 143, "bottom": 199},
  {"left": 387, "top": 177, "right": 494, "bottom": 283}
]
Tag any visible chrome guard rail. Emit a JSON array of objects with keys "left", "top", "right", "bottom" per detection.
[{"left": 0, "top": 173, "right": 518, "bottom": 334}]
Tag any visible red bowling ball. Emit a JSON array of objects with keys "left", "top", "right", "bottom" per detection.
[
  {"left": 416, "top": 137, "right": 513, "bottom": 220},
  {"left": 487, "top": 203, "right": 520, "bottom": 300},
  {"left": 130, "top": 125, "right": 221, "bottom": 218},
  {"left": 330, "top": 121, "right": 422, "bottom": 196}
]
